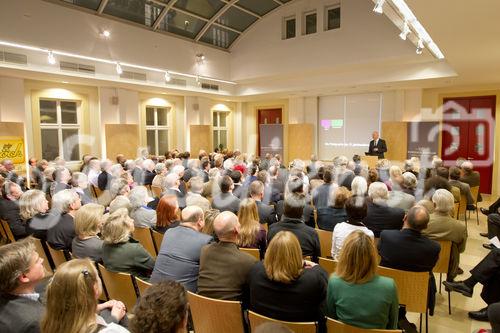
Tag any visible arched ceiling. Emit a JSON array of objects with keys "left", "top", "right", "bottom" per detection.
[{"left": 48, "top": 0, "right": 294, "bottom": 50}]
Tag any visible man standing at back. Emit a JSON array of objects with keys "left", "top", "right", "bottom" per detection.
[
  {"left": 197, "top": 211, "right": 257, "bottom": 301},
  {"left": 368, "top": 131, "right": 387, "bottom": 159},
  {"left": 151, "top": 206, "right": 212, "bottom": 292}
]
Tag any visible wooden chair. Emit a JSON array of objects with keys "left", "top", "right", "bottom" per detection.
[
  {"left": 457, "top": 194, "right": 468, "bottom": 232},
  {"left": 187, "top": 292, "right": 245, "bottom": 333},
  {"left": 145, "top": 184, "right": 153, "bottom": 197},
  {"left": 377, "top": 266, "right": 429, "bottom": 333},
  {"left": 0, "top": 219, "right": 9, "bottom": 243},
  {"left": 133, "top": 227, "right": 157, "bottom": 258},
  {"left": 248, "top": 310, "right": 317, "bottom": 333},
  {"left": 319, "top": 257, "right": 337, "bottom": 276},
  {"left": 0, "top": 219, "right": 16, "bottom": 243},
  {"left": 315, "top": 228, "right": 333, "bottom": 259},
  {"left": 136, "top": 277, "right": 152, "bottom": 296},
  {"left": 452, "top": 202, "right": 459, "bottom": 219},
  {"left": 239, "top": 247, "right": 260, "bottom": 260},
  {"left": 261, "top": 223, "right": 269, "bottom": 232},
  {"left": 97, "top": 263, "right": 138, "bottom": 311},
  {"left": 46, "top": 243, "right": 68, "bottom": 269},
  {"left": 33, "top": 238, "right": 53, "bottom": 274},
  {"left": 151, "top": 229, "right": 164, "bottom": 254},
  {"left": 467, "top": 186, "right": 480, "bottom": 225},
  {"left": 432, "top": 240, "right": 452, "bottom": 314},
  {"left": 151, "top": 185, "right": 162, "bottom": 198},
  {"left": 91, "top": 185, "right": 102, "bottom": 199},
  {"left": 326, "top": 317, "right": 403, "bottom": 333}
]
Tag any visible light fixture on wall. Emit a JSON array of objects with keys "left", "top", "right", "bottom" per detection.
[
  {"left": 101, "top": 30, "right": 111, "bottom": 38},
  {"left": 196, "top": 53, "right": 205, "bottom": 65},
  {"left": 115, "top": 62, "right": 123, "bottom": 75},
  {"left": 416, "top": 39, "right": 424, "bottom": 54},
  {"left": 196, "top": 75, "right": 201, "bottom": 86},
  {"left": 164, "top": 71, "right": 171, "bottom": 82},
  {"left": 399, "top": 21, "right": 410, "bottom": 40},
  {"left": 47, "top": 51, "right": 56, "bottom": 65},
  {"left": 373, "top": 0, "right": 385, "bottom": 14}
]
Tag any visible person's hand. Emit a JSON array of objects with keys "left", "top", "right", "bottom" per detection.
[
  {"left": 96, "top": 300, "right": 118, "bottom": 312},
  {"left": 110, "top": 301, "right": 127, "bottom": 321},
  {"left": 303, "top": 260, "right": 317, "bottom": 268},
  {"left": 373, "top": 147, "right": 378, "bottom": 152}
]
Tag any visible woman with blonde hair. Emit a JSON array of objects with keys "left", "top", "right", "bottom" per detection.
[
  {"left": 41, "top": 258, "right": 128, "bottom": 333},
  {"left": 101, "top": 208, "right": 155, "bottom": 279},
  {"left": 21, "top": 189, "right": 55, "bottom": 241},
  {"left": 237, "top": 198, "right": 266, "bottom": 258},
  {"left": 72, "top": 203, "right": 105, "bottom": 262},
  {"left": 327, "top": 230, "right": 399, "bottom": 329},
  {"left": 248, "top": 231, "right": 327, "bottom": 323}
]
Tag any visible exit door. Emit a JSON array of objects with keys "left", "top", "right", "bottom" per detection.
[
  {"left": 441, "top": 96, "right": 495, "bottom": 194},
  {"left": 257, "top": 109, "right": 282, "bottom": 157}
]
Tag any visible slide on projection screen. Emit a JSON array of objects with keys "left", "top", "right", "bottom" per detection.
[{"left": 318, "top": 93, "right": 382, "bottom": 160}]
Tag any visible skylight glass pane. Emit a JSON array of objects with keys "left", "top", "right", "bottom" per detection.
[
  {"left": 173, "top": 0, "right": 225, "bottom": 20},
  {"left": 63, "top": 0, "right": 101, "bottom": 11},
  {"left": 236, "top": 0, "right": 279, "bottom": 16},
  {"left": 200, "top": 25, "right": 239, "bottom": 49},
  {"left": 103, "top": 0, "right": 163, "bottom": 27},
  {"left": 217, "top": 6, "right": 258, "bottom": 32},
  {"left": 159, "top": 9, "right": 207, "bottom": 39}
]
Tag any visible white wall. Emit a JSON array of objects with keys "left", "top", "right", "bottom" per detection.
[{"left": 0, "top": 77, "right": 25, "bottom": 122}]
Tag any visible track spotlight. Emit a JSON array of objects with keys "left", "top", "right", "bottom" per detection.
[
  {"left": 399, "top": 21, "right": 410, "bottom": 40},
  {"left": 116, "top": 62, "right": 123, "bottom": 75},
  {"left": 164, "top": 71, "right": 171, "bottom": 82},
  {"left": 373, "top": 0, "right": 385, "bottom": 14},
  {"left": 47, "top": 51, "right": 56, "bottom": 65},
  {"left": 196, "top": 53, "right": 205, "bottom": 64},
  {"left": 196, "top": 75, "right": 201, "bottom": 86},
  {"left": 416, "top": 39, "right": 424, "bottom": 55}
]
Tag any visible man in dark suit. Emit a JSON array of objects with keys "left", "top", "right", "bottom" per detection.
[
  {"left": 47, "top": 189, "right": 81, "bottom": 251},
  {"left": 363, "top": 182, "right": 405, "bottom": 238},
  {"left": 378, "top": 205, "right": 441, "bottom": 314},
  {"left": 368, "top": 131, "right": 387, "bottom": 159},
  {"left": 163, "top": 173, "right": 186, "bottom": 210},
  {"left": 249, "top": 180, "right": 277, "bottom": 226},
  {"left": 0, "top": 239, "right": 46, "bottom": 333},
  {"left": 212, "top": 175, "right": 241, "bottom": 214},
  {"left": 0, "top": 181, "right": 27, "bottom": 240}
]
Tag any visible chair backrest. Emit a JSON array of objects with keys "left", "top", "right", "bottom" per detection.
[
  {"left": 376, "top": 266, "right": 428, "bottom": 313},
  {"left": 46, "top": 243, "right": 68, "bottom": 269},
  {"left": 315, "top": 228, "right": 333, "bottom": 258},
  {"left": 135, "top": 277, "right": 152, "bottom": 296},
  {"left": 151, "top": 229, "right": 164, "bottom": 254},
  {"left": 133, "top": 227, "right": 157, "bottom": 258},
  {"left": 91, "top": 185, "right": 102, "bottom": 199},
  {"left": 470, "top": 186, "right": 479, "bottom": 205},
  {"left": 97, "top": 263, "right": 138, "bottom": 311},
  {"left": 33, "top": 238, "right": 53, "bottom": 274},
  {"left": 187, "top": 291, "right": 245, "bottom": 333},
  {"left": 452, "top": 202, "right": 459, "bottom": 218},
  {"left": 239, "top": 247, "right": 260, "bottom": 260},
  {"left": 326, "top": 317, "right": 403, "bottom": 333},
  {"left": 261, "top": 223, "right": 269, "bottom": 232},
  {"left": 458, "top": 194, "right": 467, "bottom": 218},
  {"left": 0, "top": 219, "right": 8, "bottom": 241},
  {"left": 432, "top": 240, "right": 452, "bottom": 274},
  {"left": 151, "top": 185, "right": 162, "bottom": 198},
  {"left": 0, "top": 219, "right": 16, "bottom": 243},
  {"left": 318, "top": 257, "right": 337, "bottom": 276},
  {"left": 248, "top": 310, "right": 317, "bottom": 333}
]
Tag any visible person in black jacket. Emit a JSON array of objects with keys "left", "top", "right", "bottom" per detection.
[
  {"left": 368, "top": 131, "right": 387, "bottom": 159},
  {"left": 97, "top": 160, "right": 113, "bottom": 191},
  {"left": 0, "top": 181, "right": 27, "bottom": 240},
  {"left": 316, "top": 186, "right": 349, "bottom": 232},
  {"left": 249, "top": 180, "right": 277, "bottom": 226},
  {"left": 0, "top": 238, "right": 46, "bottom": 333},
  {"left": 47, "top": 189, "right": 81, "bottom": 251},
  {"left": 364, "top": 182, "right": 405, "bottom": 237}
]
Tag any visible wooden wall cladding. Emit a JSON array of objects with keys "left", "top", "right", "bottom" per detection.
[
  {"left": 105, "top": 124, "right": 139, "bottom": 160},
  {"left": 382, "top": 121, "right": 408, "bottom": 162},
  {"left": 288, "top": 124, "right": 313, "bottom": 161},
  {"left": 190, "top": 125, "right": 211, "bottom": 155}
]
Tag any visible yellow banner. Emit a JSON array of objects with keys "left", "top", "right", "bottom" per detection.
[{"left": 0, "top": 137, "right": 25, "bottom": 164}]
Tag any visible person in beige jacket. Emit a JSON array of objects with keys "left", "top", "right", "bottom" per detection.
[{"left": 423, "top": 189, "right": 467, "bottom": 281}]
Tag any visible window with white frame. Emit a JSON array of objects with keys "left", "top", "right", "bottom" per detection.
[
  {"left": 303, "top": 11, "right": 317, "bottom": 35},
  {"left": 283, "top": 15, "right": 296, "bottom": 39},
  {"left": 325, "top": 5, "right": 341, "bottom": 31},
  {"left": 39, "top": 99, "right": 80, "bottom": 161},
  {"left": 213, "top": 111, "right": 228, "bottom": 150},
  {"left": 145, "top": 106, "right": 170, "bottom": 156}
]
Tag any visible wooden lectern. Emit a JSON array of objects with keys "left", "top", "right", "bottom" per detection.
[{"left": 361, "top": 156, "right": 378, "bottom": 169}]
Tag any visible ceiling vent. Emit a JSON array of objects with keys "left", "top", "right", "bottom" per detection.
[
  {"left": 0, "top": 51, "right": 28, "bottom": 65},
  {"left": 201, "top": 83, "right": 219, "bottom": 91},
  {"left": 60, "top": 61, "right": 95, "bottom": 74},
  {"left": 120, "top": 71, "right": 147, "bottom": 81},
  {"left": 170, "top": 78, "right": 187, "bottom": 87}
]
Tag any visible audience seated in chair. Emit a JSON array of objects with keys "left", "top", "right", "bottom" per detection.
[
  {"left": 312, "top": 167, "right": 336, "bottom": 209},
  {"left": 22, "top": 189, "right": 53, "bottom": 241},
  {"left": 250, "top": 180, "right": 278, "bottom": 226},
  {"left": 212, "top": 175, "right": 241, "bottom": 214},
  {"left": 317, "top": 186, "right": 349, "bottom": 232},
  {"left": 72, "top": 172, "right": 95, "bottom": 205},
  {"left": 47, "top": 189, "right": 82, "bottom": 251},
  {"left": 129, "top": 186, "right": 156, "bottom": 228},
  {"left": 154, "top": 194, "right": 181, "bottom": 234},
  {"left": 0, "top": 181, "right": 27, "bottom": 240},
  {"left": 186, "top": 176, "right": 210, "bottom": 212},
  {"left": 72, "top": 203, "right": 105, "bottom": 262},
  {"left": 237, "top": 198, "right": 267, "bottom": 258}
]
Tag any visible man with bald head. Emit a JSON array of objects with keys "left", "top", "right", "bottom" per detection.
[
  {"left": 151, "top": 206, "right": 213, "bottom": 292},
  {"left": 197, "top": 211, "right": 257, "bottom": 301},
  {"left": 368, "top": 131, "right": 387, "bottom": 159}
]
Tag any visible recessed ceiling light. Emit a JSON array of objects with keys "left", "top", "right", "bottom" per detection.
[
  {"left": 47, "top": 51, "right": 56, "bottom": 65},
  {"left": 102, "top": 30, "right": 111, "bottom": 38},
  {"left": 373, "top": 0, "right": 385, "bottom": 14}
]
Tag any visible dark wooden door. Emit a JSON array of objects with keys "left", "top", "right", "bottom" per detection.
[
  {"left": 257, "top": 109, "right": 282, "bottom": 157},
  {"left": 442, "top": 96, "right": 495, "bottom": 194}
]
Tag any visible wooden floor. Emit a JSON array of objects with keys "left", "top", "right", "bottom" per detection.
[{"left": 406, "top": 195, "right": 494, "bottom": 333}]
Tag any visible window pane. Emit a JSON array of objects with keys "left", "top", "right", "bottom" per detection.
[
  {"left": 286, "top": 18, "right": 296, "bottom": 39},
  {"left": 327, "top": 7, "right": 341, "bottom": 30},
  {"left": 217, "top": 7, "right": 258, "bottom": 32},
  {"left": 219, "top": 112, "right": 227, "bottom": 127},
  {"left": 219, "top": 129, "right": 227, "bottom": 149},
  {"left": 61, "top": 101, "right": 78, "bottom": 124},
  {"left": 41, "top": 129, "right": 59, "bottom": 161},
  {"left": 103, "top": 0, "right": 162, "bottom": 27},
  {"left": 40, "top": 100, "right": 57, "bottom": 124},
  {"left": 157, "top": 108, "right": 168, "bottom": 126},
  {"left": 159, "top": 9, "right": 207, "bottom": 39},
  {"left": 62, "top": 129, "right": 80, "bottom": 161},
  {"left": 173, "top": 0, "right": 225, "bottom": 19},
  {"left": 62, "top": 0, "right": 101, "bottom": 11},
  {"left": 199, "top": 25, "right": 239, "bottom": 49},
  {"left": 158, "top": 130, "right": 168, "bottom": 155},
  {"left": 305, "top": 13, "right": 317, "bottom": 35},
  {"left": 213, "top": 130, "right": 219, "bottom": 150},
  {"left": 236, "top": 0, "right": 279, "bottom": 16},
  {"left": 146, "top": 107, "right": 155, "bottom": 126},
  {"left": 147, "top": 130, "right": 156, "bottom": 155},
  {"left": 213, "top": 113, "right": 218, "bottom": 127}
]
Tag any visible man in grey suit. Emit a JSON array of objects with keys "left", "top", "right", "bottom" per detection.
[
  {"left": 212, "top": 176, "right": 241, "bottom": 214},
  {"left": 449, "top": 167, "right": 474, "bottom": 206}
]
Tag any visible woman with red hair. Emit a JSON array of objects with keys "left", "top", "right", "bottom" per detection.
[{"left": 155, "top": 194, "right": 180, "bottom": 233}]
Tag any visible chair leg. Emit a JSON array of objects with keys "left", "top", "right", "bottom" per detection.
[
  {"left": 419, "top": 313, "right": 422, "bottom": 333},
  {"left": 476, "top": 208, "right": 479, "bottom": 225},
  {"left": 426, "top": 311, "right": 429, "bottom": 333},
  {"left": 439, "top": 273, "right": 442, "bottom": 294},
  {"left": 448, "top": 291, "right": 452, "bottom": 315}
]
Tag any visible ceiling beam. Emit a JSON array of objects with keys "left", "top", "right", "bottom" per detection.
[
  {"left": 272, "top": 0, "right": 284, "bottom": 4},
  {"left": 195, "top": 0, "right": 238, "bottom": 41},
  {"left": 232, "top": 4, "right": 262, "bottom": 18},
  {"left": 97, "top": 0, "right": 109, "bottom": 14},
  {"left": 152, "top": 0, "right": 178, "bottom": 30}
]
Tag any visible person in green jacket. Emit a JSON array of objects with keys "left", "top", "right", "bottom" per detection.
[{"left": 327, "top": 230, "right": 399, "bottom": 329}]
